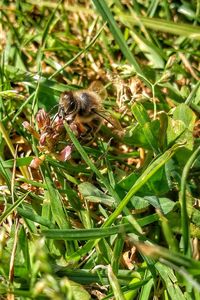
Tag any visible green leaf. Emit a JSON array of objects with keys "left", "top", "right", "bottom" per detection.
[
  {"left": 117, "top": 172, "right": 138, "bottom": 191},
  {"left": 130, "top": 31, "right": 165, "bottom": 68},
  {"left": 191, "top": 207, "right": 200, "bottom": 227},
  {"left": 167, "top": 103, "right": 196, "bottom": 164},
  {"left": 173, "top": 103, "right": 196, "bottom": 131},
  {"left": 131, "top": 102, "right": 150, "bottom": 125},
  {"left": 78, "top": 182, "right": 115, "bottom": 207},
  {"left": 155, "top": 263, "right": 186, "bottom": 300},
  {"left": 144, "top": 196, "right": 176, "bottom": 214},
  {"left": 167, "top": 118, "right": 186, "bottom": 146},
  {"left": 124, "top": 120, "right": 160, "bottom": 150},
  {"left": 45, "top": 175, "right": 70, "bottom": 230},
  {"left": 130, "top": 103, "right": 161, "bottom": 153},
  {"left": 118, "top": 166, "right": 170, "bottom": 196},
  {"left": 130, "top": 196, "right": 149, "bottom": 210},
  {"left": 130, "top": 195, "right": 175, "bottom": 215},
  {"left": 66, "top": 280, "right": 91, "bottom": 300}
]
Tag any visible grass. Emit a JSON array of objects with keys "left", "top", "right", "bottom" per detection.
[{"left": 0, "top": 0, "right": 200, "bottom": 299}]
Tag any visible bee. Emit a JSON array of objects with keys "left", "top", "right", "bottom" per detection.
[
  {"left": 57, "top": 81, "right": 122, "bottom": 140},
  {"left": 57, "top": 81, "right": 123, "bottom": 142},
  {"left": 58, "top": 89, "right": 103, "bottom": 124}
]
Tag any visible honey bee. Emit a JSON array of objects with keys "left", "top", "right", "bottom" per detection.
[
  {"left": 58, "top": 89, "right": 102, "bottom": 123},
  {"left": 58, "top": 81, "right": 122, "bottom": 140}
]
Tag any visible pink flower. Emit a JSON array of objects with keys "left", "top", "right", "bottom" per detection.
[
  {"left": 57, "top": 145, "right": 72, "bottom": 161},
  {"left": 22, "top": 121, "right": 40, "bottom": 139},
  {"left": 36, "top": 109, "right": 50, "bottom": 129}
]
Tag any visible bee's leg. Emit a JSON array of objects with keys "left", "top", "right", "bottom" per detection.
[
  {"left": 93, "top": 119, "right": 103, "bottom": 135},
  {"left": 81, "top": 130, "right": 95, "bottom": 146},
  {"left": 51, "top": 112, "right": 59, "bottom": 124},
  {"left": 81, "top": 123, "right": 104, "bottom": 145},
  {"left": 79, "top": 124, "right": 94, "bottom": 139}
]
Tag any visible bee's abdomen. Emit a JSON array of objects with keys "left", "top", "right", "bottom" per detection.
[
  {"left": 78, "top": 92, "right": 99, "bottom": 117},
  {"left": 78, "top": 93, "right": 91, "bottom": 116}
]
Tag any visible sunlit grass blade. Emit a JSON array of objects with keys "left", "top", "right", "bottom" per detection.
[
  {"left": 155, "top": 263, "right": 186, "bottom": 299},
  {"left": 185, "top": 81, "right": 200, "bottom": 105},
  {"left": 41, "top": 1, "right": 62, "bottom": 48},
  {"left": 44, "top": 169, "right": 76, "bottom": 255},
  {"left": 108, "top": 265, "right": 125, "bottom": 300},
  {"left": 4, "top": 65, "right": 76, "bottom": 92},
  {"left": 0, "top": 192, "right": 30, "bottom": 224},
  {"left": 104, "top": 142, "right": 185, "bottom": 227},
  {"left": 44, "top": 172, "right": 71, "bottom": 230},
  {"left": 92, "top": 0, "right": 144, "bottom": 77},
  {"left": 49, "top": 22, "right": 107, "bottom": 79},
  {"left": 136, "top": 242, "right": 200, "bottom": 271},
  {"left": 0, "top": 121, "right": 29, "bottom": 179},
  {"left": 130, "top": 31, "right": 165, "bottom": 68},
  {"left": 138, "top": 272, "right": 154, "bottom": 300},
  {"left": 158, "top": 212, "right": 178, "bottom": 252},
  {"left": 118, "top": 14, "right": 200, "bottom": 40}
]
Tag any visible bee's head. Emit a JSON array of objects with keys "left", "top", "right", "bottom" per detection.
[{"left": 59, "top": 91, "right": 78, "bottom": 116}]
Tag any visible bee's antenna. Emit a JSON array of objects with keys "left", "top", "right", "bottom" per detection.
[
  {"left": 92, "top": 109, "right": 115, "bottom": 127},
  {"left": 48, "top": 104, "right": 59, "bottom": 115}
]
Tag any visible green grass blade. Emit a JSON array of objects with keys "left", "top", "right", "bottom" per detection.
[
  {"left": 179, "top": 145, "right": 200, "bottom": 256},
  {"left": 139, "top": 272, "right": 154, "bottom": 300},
  {"left": 42, "top": 223, "right": 138, "bottom": 240},
  {"left": 0, "top": 121, "right": 29, "bottom": 178},
  {"left": 43, "top": 213, "right": 159, "bottom": 240},
  {"left": 64, "top": 122, "right": 143, "bottom": 233},
  {"left": 41, "top": 1, "right": 61, "bottom": 48},
  {"left": 17, "top": 206, "right": 55, "bottom": 229},
  {"left": 2, "top": 157, "right": 33, "bottom": 168},
  {"left": 185, "top": 81, "right": 200, "bottom": 105}
]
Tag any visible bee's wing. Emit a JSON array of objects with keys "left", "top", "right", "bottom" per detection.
[
  {"left": 89, "top": 81, "right": 107, "bottom": 101},
  {"left": 89, "top": 81, "right": 124, "bottom": 135},
  {"left": 94, "top": 109, "right": 123, "bottom": 132}
]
